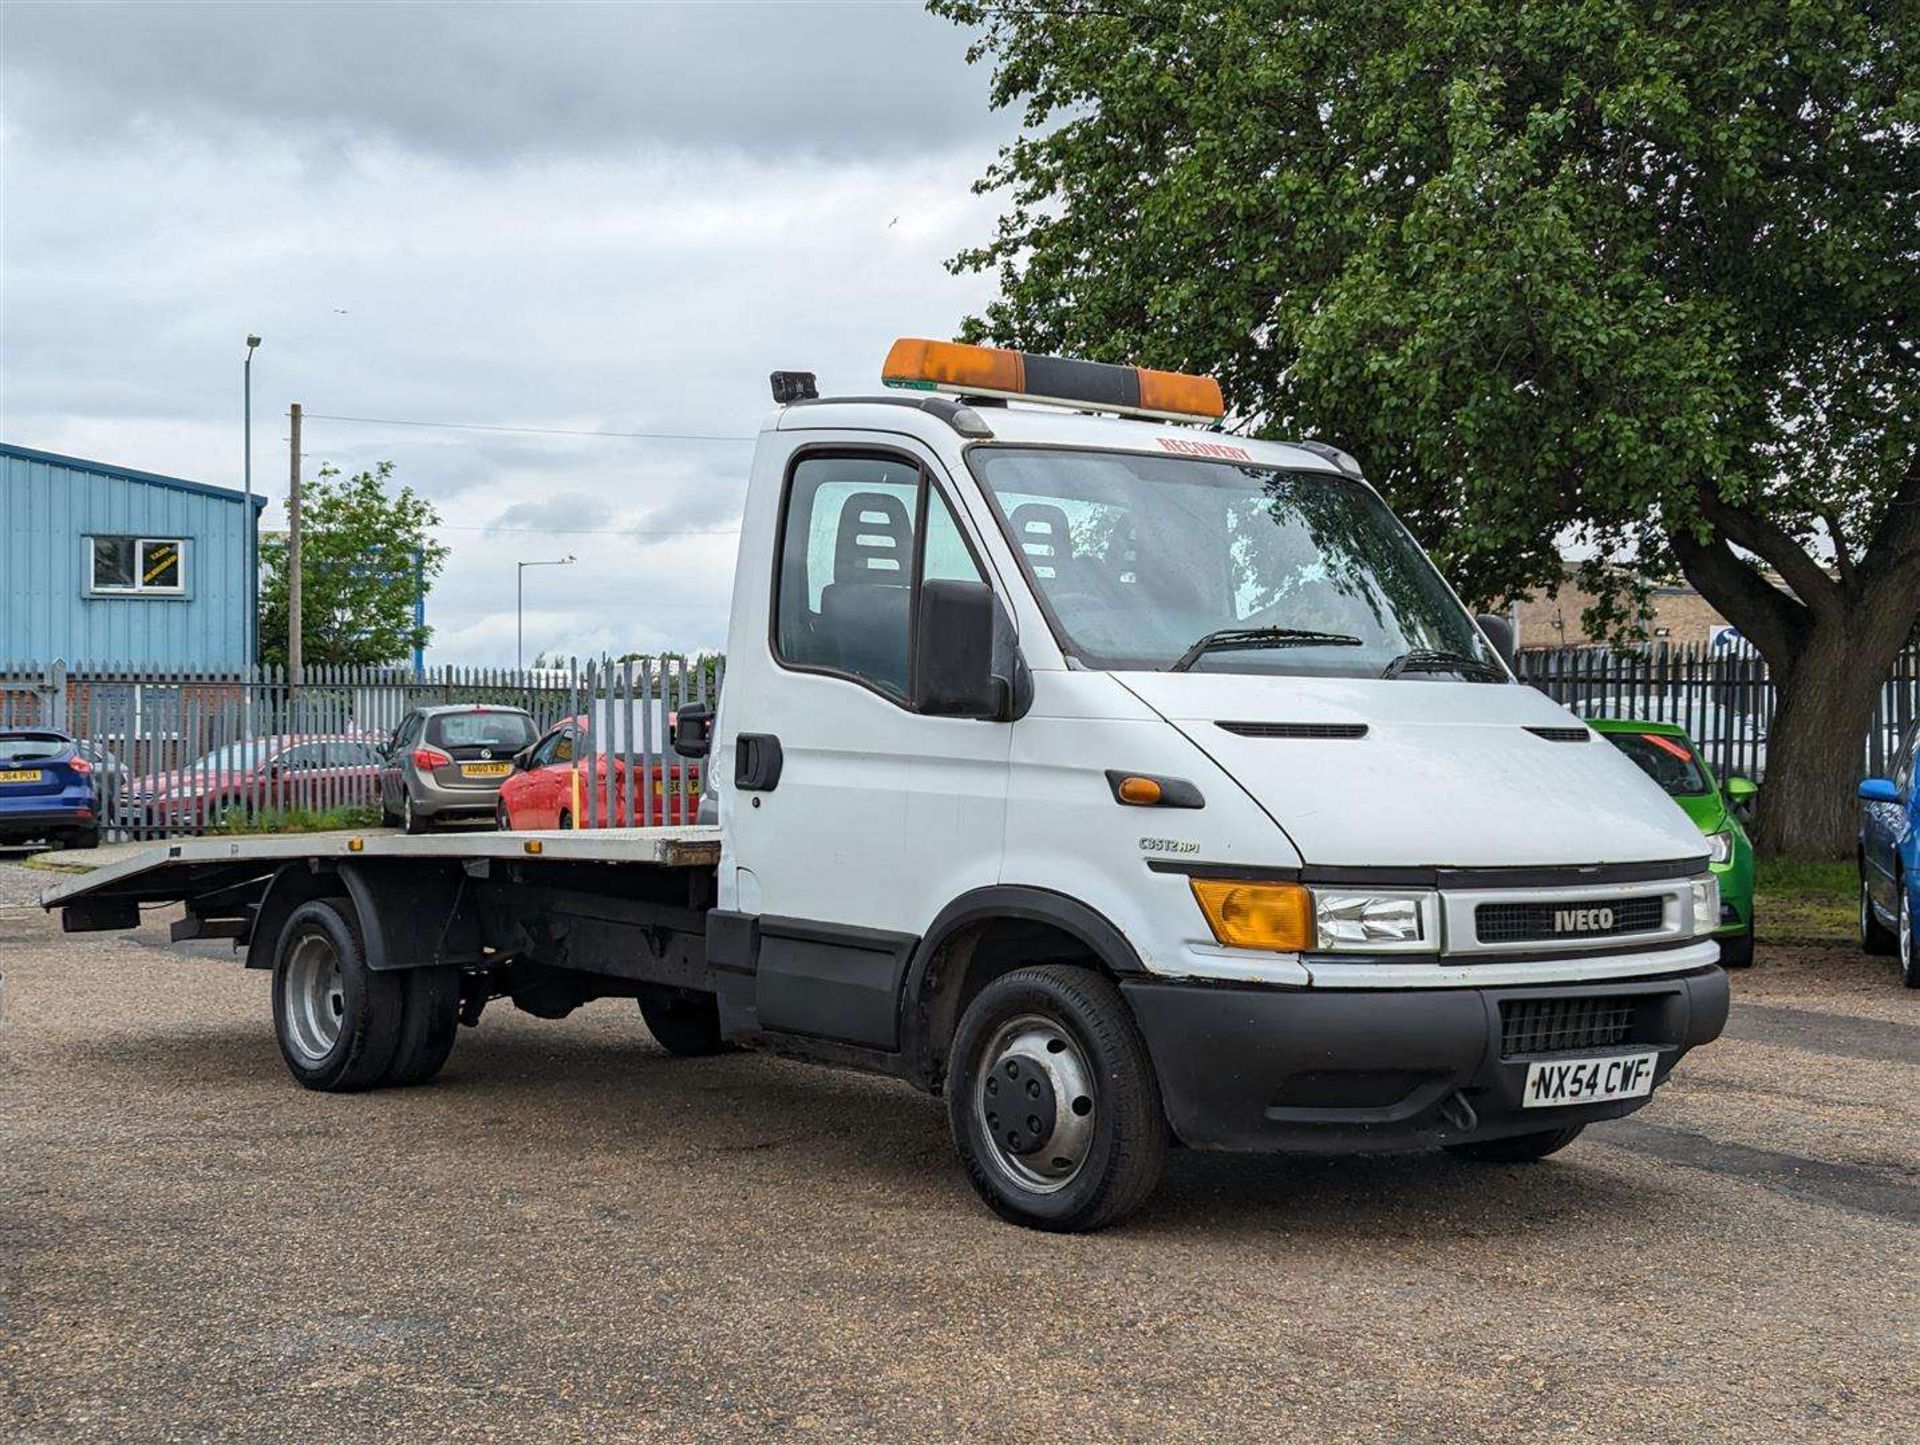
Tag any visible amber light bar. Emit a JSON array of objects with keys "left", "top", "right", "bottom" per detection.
[{"left": 883, "top": 338, "right": 1225, "bottom": 423}]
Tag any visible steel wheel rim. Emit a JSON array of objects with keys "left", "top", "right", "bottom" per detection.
[
  {"left": 973, "top": 1013, "right": 1097, "bottom": 1195},
  {"left": 283, "top": 933, "right": 345, "bottom": 1064},
  {"left": 1902, "top": 889, "right": 1913, "bottom": 970}
]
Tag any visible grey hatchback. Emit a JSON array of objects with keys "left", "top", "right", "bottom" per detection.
[{"left": 378, "top": 704, "right": 539, "bottom": 833}]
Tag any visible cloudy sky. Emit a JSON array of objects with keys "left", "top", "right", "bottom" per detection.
[{"left": 1, "top": 0, "right": 1014, "bottom": 663}]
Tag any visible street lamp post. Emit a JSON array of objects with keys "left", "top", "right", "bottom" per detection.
[
  {"left": 241, "top": 337, "right": 261, "bottom": 671},
  {"left": 517, "top": 556, "right": 576, "bottom": 672}
]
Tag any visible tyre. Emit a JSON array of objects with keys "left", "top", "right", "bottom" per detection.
[
  {"left": 637, "top": 985, "right": 735, "bottom": 1056},
  {"left": 1899, "top": 879, "right": 1918, "bottom": 990},
  {"left": 382, "top": 966, "right": 461, "bottom": 1085},
  {"left": 1445, "top": 1124, "right": 1586, "bottom": 1163},
  {"left": 557, "top": 810, "right": 574, "bottom": 831},
  {"left": 1861, "top": 872, "right": 1898, "bottom": 956},
  {"left": 1718, "top": 923, "right": 1755, "bottom": 969},
  {"left": 64, "top": 827, "right": 100, "bottom": 851},
  {"left": 494, "top": 799, "right": 513, "bottom": 832},
  {"left": 946, "top": 965, "right": 1166, "bottom": 1233},
  {"left": 402, "top": 791, "right": 432, "bottom": 836},
  {"left": 271, "top": 898, "right": 404, "bottom": 1091}
]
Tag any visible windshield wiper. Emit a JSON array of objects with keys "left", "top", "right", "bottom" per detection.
[
  {"left": 1169, "top": 627, "right": 1365, "bottom": 673},
  {"left": 1380, "top": 648, "right": 1506, "bottom": 683}
]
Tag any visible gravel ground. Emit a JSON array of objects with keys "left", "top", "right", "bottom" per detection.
[{"left": 2, "top": 858, "right": 1915, "bottom": 1442}]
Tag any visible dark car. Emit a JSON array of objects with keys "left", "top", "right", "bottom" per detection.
[
  {"left": 122, "top": 734, "right": 385, "bottom": 830},
  {"left": 0, "top": 729, "right": 101, "bottom": 849}
]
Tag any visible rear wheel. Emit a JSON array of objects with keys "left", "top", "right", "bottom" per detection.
[
  {"left": 1861, "top": 872, "right": 1898, "bottom": 955},
  {"left": 946, "top": 965, "right": 1166, "bottom": 1233},
  {"left": 636, "top": 986, "right": 735, "bottom": 1056},
  {"left": 63, "top": 827, "right": 100, "bottom": 851},
  {"left": 1446, "top": 1125, "right": 1585, "bottom": 1163},
  {"left": 382, "top": 966, "right": 461, "bottom": 1085},
  {"left": 272, "top": 899, "right": 403, "bottom": 1091},
  {"left": 402, "top": 791, "right": 432, "bottom": 836}
]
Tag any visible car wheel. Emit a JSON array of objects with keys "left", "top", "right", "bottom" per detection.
[
  {"left": 1861, "top": 871, "right": 1898, "bottom": 956},
  {"left": 494, "top": 799, "right": 513, "bottom": 831},
  {"left": 1900, "top": 878, "right": 1918, "bottom": 990},
  {"left": 62, "top": 827, "right": 101, "bottom": 851},
  {"left": 1718, "top": 923, "right": 1755, "bottom": 969},
  {"left": 1445, "top": 1125, "right": 1586, "bottom": 1163},
  {"left": 402, "top": 791, "right": 431, "bottom": 836},
  {"left": 946, "top": 965, "right": 1166, "bottom": 1233},
  {"left": 557, "top": 809, "right": 574, "bottom": 831}
]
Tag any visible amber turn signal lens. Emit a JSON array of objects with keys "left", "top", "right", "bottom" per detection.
[
  {"left": 1189, "top": 879, "right": 1315, "bottom": 952},
  {"left": 523, "top": 839, "right": 544, "bottom": 855},
  {"left": 1116, "top": 775, "right": 1163, "bottom": 806},
  {"left": 1137, "top": 367, "right": 1226, "bottom": 420}
]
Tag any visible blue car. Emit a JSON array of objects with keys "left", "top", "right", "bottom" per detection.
[
  {"left": 1858, "top": 718, "right": 1919, "bottom": 987},
  {"left": 0, "top": 729, "right": 101, "bottom": 850}
]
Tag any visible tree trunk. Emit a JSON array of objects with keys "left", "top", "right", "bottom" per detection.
[
  {"left": 1748, "top": 599, "right": 1917, "bottom": 859},
  {"left": 1751, "top": 629, "right": 1887, "bottom": 858}
]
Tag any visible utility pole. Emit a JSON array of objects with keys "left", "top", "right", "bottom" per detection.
[{"left": 288, "top": 402, "right": 303, "bottom": 688}]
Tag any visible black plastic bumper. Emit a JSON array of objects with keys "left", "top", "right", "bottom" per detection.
[
  {"left": 1122, "top": 966, "right": 1729, "bottom": 1153},
  {"left": 0, "top": 806, "right": 94, "bottom": 833}
]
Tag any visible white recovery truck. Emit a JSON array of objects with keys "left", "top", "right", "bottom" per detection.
[{"left": 42, "top": 339, "right": 1729, "bottom": 1231}]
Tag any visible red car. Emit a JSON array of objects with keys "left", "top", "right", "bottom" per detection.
[
  {"left": 123, "top": 734, "right": 386, "bottom": 829},
  {"left": 496, "top": 715, "right": 700, "bottom": 830}
]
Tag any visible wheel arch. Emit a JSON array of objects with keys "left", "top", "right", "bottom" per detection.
[{"left": 898, "top": 885, "right": 1148, "bottom": 1092}]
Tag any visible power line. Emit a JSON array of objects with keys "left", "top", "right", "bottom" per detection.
[
  {"left": 433, "top": 522, "right": 741, "bottom": 537},
  {"left": 304, "top": 412, "right": 755, "bottom": 443}
]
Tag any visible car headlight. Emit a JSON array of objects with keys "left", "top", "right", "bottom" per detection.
[
  {"left": 1690, "top": 875, "right": 1721, "bottom": 936},
  {"left": 1706, "top": 830, "right": 1734, "bottom": 865},
  {"left": 1190, "top": 880, "right": 1439, "bottom": 954}
]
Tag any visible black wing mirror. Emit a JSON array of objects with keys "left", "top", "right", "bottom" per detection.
[
  {"left": 671, "top": 703, "right": 714, "bottom": 759},
  {"left": 912, "top": 579, "right": 1013, "bottom": 720},
  {"left": 1476, "top": 613, "right": 1517, "bottom": 672}
]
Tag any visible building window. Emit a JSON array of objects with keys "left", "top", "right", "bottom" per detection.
[{"left": 90, "top": 537, "right": 187, "bottom": 595}]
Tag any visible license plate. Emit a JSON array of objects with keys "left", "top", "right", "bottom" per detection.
[
  {"left": 461, "top": 762, "right": 511, "bottom": 779},
  {"left": 0, "top": 769, "right": 43, "bottom": 784},
  {"left": 1522, "top": 1051, "right": 1658, "bottom": 1108}
]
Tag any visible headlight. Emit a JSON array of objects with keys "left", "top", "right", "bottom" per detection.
[
  {"left": 1313, "top": 891, "right": 1437, "bottom": 952},
  {"left": 1690, "top": 876, "right": 1721, "bottom": 936},
  {"left": 1190, "top": 880, "right": 1439, "bottom": 954},
  {"left": 1706, "top": 830, "right": 1734, "bottom": 865}
]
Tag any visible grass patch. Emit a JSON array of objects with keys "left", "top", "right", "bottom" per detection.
[
  {"left": 206, "top": 804, "right": 382, "bottom": 837},
  {"left": 1755, "top": 858, "right": 1856, "bottom": 946}
]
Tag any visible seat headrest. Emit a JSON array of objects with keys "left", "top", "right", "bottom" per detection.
[
  {"left": 1009, "top": 502, "right": 1074, "bottom": 579},
  {"left": 834, "top": 491, "right": 913, "bottom": 583}
]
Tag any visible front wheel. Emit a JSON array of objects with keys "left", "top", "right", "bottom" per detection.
[
  {"left": 1899, "top": 880, "right": 1918, "bottom": 990},
  {"left": 1445, "top": 1125, "right": 1586, "bottom": 1163},
  {"left": 946, "top": 965, "right": 1166, "bottom": 1232},
  {"left": 1861, "top": 873, "right": 1898, "bottom": 956}
]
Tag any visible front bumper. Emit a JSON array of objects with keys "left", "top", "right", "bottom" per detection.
[{"left": 1123, "top": 966, "right": 1729, "bottom": 1153}]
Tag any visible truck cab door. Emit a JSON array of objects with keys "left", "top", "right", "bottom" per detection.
[{"left": 719, "top": 442, "right": 1012, "bottom": 1050}]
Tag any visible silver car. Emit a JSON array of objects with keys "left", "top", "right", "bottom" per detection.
[{"left": 378, "top": 704, "right": 539, "bottom": 833}]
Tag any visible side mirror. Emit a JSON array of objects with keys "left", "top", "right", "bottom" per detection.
[
  {"left": 671, "top": 703, "right": 714, "bottom": 760},
  {"left": 1724, "top": 776, "right": 1759, "bottom": 804},
  {"left": 911, "top": 579, "right": 1006, "bottom": 720},
  {"left": 1476, "top": 613, "right": 1517, "bottom": 672},
  {"left": 510, "top": 747, "right": 532, "bottom": 772},
  {"left": 1859, "top": 777, "right": 1901, "bottom": 804}
]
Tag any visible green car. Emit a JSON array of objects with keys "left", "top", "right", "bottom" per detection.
[{"left": 1590, "top": 718, "right": 1758, "bottom": 968}]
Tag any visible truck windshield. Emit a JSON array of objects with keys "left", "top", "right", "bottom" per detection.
[{"left": 968, "top": 447, "right": 1499, "bottom": 677}]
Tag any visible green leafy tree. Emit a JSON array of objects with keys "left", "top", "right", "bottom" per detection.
[
  {"left": 933, "top": 0, "right": 1919, "bottom": 857},
  {"left": 259, "top": 462, "right": 449, "bottom": 669}
]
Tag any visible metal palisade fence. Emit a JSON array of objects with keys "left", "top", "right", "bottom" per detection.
[
  {"left": 1515, "top": 642, "right": 1920, "bottom": 783},
  {"left": 0, "top": 657, "right": 721, "bottom": 842}
]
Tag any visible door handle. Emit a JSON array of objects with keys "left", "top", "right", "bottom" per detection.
[{"left": 736, "top": 733, "right": 783, "bottom": 792}]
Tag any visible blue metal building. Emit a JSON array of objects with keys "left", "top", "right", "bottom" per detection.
[{"left": 1, "top": 442, "right": 266, "bottom": 668}]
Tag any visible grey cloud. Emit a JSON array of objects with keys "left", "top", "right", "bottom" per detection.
[
  {"left": 2, "top": 1, "right": 1006, "bottom": 162},
  {"left": 486, "top": 492, "right": 618, "bottom": 534}
]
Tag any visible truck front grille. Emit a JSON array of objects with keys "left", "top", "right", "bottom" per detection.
[
  {"left": 1476, "top": 895, "right": 1664, "bottom": 946},
  {"left": 1500, "top": 996, "right": 1642, "bottom": 1057}
]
